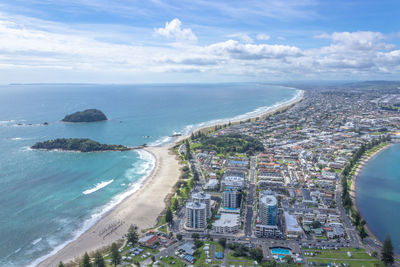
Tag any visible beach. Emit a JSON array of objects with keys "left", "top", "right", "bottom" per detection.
[
  {"left": 38, "top": 89, "right": 304, "bottom": 266},
  {"left": 350, "top": 143, "right": 393, "bottom": 243}
]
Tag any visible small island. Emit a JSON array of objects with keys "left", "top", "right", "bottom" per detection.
[
  {"left": 31, "top": 138, "right": 130, "bottom": 152},
  {"left": 62, "top": 109, "right": 108, "bottom": 123}
]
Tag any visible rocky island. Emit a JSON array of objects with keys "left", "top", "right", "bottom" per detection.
[
  {"left": 62, "top": 109, "right": 108, "bottom": 123},
  {"left": 31, "top": 138, "right": 130, "bottom": 152}
]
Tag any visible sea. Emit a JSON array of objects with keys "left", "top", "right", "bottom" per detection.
[
  {"left": 0, "top": 83, "right": 299, "bottom": 266},
  {"left": 356, "top": 143, "right": 400, "bottom": 253}
]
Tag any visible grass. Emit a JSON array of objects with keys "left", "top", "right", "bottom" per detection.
[
  {"left": 307, "top": 251, "right": 375, "bottom": 260},
  {"left": 159, "top": 256, "right": 185, "bottom": 267},
  {"left": 226, "top": 260, "right": 255, "bottom": 266},
  {"left": 308, "top": 258, "right": 383, "bottom": 267}
]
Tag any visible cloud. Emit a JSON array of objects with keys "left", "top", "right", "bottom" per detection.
[
  {"left": 256, "top": 34, "right": 270, "bottom": 41},
  {"left": 316, "top": 31, "right": 394, "bottom": 51},
  {"left": 0, "top": 15, "right": 399, "bottom": 82},
  {"left": 206, "top": 40, "right": 303, "bottom": 60},
  {"left": 154, "top": 18, "right": 197, "bottom": 43},
  {"left": 227, "top": 33, "right": 253, "bottom": 43}
]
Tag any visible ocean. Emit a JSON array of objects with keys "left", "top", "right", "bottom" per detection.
[
  {"left": 356, "top": 143, "right": 400, "bottom": 253},
  {"left": 0, "top": 83, "right": 298, "bottom": 266}
]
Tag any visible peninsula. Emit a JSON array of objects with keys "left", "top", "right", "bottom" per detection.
[
  {"left": 62, "top": 109, "right": 107, "bottom": 123},
  {"left": 31, "top": 138, "right": 130, "bottom": 152}
]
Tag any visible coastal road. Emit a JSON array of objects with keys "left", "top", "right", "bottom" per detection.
[{"left": 244, "top": 156, "right": 257, "bottom": 236}]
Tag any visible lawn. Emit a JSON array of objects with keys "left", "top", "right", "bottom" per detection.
[
  {"left": 159, "top": 256, "right": 185, "bottom": 267},
  {"left": 308, "top": 258, "right": 383, "bottom": 267}
]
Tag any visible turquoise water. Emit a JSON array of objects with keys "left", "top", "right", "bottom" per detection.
[
  {"left": 356, "top": 143, "right": 400, "bottom": 253},
  {"left": 0, "top": 83, "right": 298, "bottom": 266},
  {"left": 271, "top": 248, "right": 291, "bottom": 255}
]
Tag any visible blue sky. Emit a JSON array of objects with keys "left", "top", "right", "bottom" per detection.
[{"left": 0, "top": 0, "right": 399, "bottom": 83}]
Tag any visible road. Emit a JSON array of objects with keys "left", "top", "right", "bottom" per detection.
[{"left": 244, "top": 156, "right": 257, "bottom": 237}]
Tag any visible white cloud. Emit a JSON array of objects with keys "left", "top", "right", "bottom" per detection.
[
  {"left": 206, "top": 40, "right": 302, "bottom": 60},
  {"left": 0, "top": 15, "right": 399, "bottom": 82},
  {"left": 256, "top": 33, "right": 270, "bottom": 41},
  {"left": 154, "top": 18, "right": 197, "bottom": 43},
  {"left": 227, "top": 33, "right": 253, "bottom": 43}
]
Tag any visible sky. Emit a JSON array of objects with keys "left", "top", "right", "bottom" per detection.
[{"left": 0, "top": 0, "right": 399, "bottom": 83}]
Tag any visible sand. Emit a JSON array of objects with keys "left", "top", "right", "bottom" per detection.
[
  {"left": 38, "top": 89, "right": 304, "bottom": 266},
  {"left": 38, "top": 145, "right": 181, "bottom": 266}
]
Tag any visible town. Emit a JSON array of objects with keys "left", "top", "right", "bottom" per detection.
[{"left": 66, "top": 82, "right": 400, "bottom": 267}]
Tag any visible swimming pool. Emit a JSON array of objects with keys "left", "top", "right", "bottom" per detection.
[{"left": 270, "top": 248, "right": 291, "bottom": 255}]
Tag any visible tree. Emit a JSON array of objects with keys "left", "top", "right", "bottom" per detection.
[
  {"left": 58, "top": 262, "right": 65, "bottom": 267},
  {"left": 381, "top": 234, "right": 394, "bottom": 266},
  {"left": 359, "top": 225, "right": 368, "bottom": 240},
  {"left": 94, "top": 252, "right": 105, "bottom": 267},
  {"left": 177, "top": 233, "right": 183, "bottom": 241},
  {"left": 165, "top": 208, "right": 173, "bottom": 224},
  {"left": 110, "top": 243, "right": 121, "bottom": 267},
  {"left": 194, "top": 239, "right": 204, "bottom": 248},
  {"left": 151, "top": 255, "right": 156, "bottom": 262},
  {"left": 82, "top": 252, "right": 91, "bottom": 267},
  {"left": 250, "top": 247, "right": 264, "bottom": 262},
  {"left": 191, "top": 233, "right": 200, "bottom": 239},
  {"left": 172, "top": 197, "right": 179, "bottom": 211},
  {"left": 218, "top": 237, "right": 227, "bottom": 248},
  {"left": 353, "top": 211, "right": 361, "bottom": 226},
  {"left": 126, "top": 224, "right": 139, "bottom": 246}
]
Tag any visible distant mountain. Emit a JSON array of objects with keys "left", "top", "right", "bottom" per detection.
[
  {"left": 62, "top": 109, "right": 107, "bottom": 122},
  {"left": 31, "top": 138, "right": 130, "bottom": 152}
]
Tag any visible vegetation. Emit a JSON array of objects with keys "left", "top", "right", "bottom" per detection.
[
  {"left": 93, "top": 251, "right": 105, "bottom": 267},
  {"left": 62, "top": 109, "right": 107, "bottom": 122},
  {"left": 195, "top": 133, "right": 264, "bottom": 155},
  {"left": 218, "top": 237, "right": 227, "bottom": 248},
  {"left": 126, "top": 224, "right": 139, "bottom": 246},
  {"left": 58, "top": 262, "right": 65, "bottom": 267},
  {"left": 165, "top": 208, "right": 173, "bottom": 223},
  {"left": 381, "top": 234, "right": 394, "bottom": 266},
  {"left": 31, "top": 138, "right": 130, "bottom": 152},
  {"left": 82, "top": 252, "right": 91, "bottom": 267},
  {"left": 110, "top": 243, "right": 121, "bottom": 267}
]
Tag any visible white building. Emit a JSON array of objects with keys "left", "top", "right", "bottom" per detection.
[
  {"left": 222, "top": 189, "right": 241, "bottom": 209},
  {"left": 259, "top": 195, "right": 277, "bottom": 226},
  {"left": 192, "top": 191, "right": 211, "bottom": 218},
  {"left": 185, "top": 202, "right": 206, "bottom": 230},
  {"left": 212, "top": 213, "right": 240, "bottom": 234}
]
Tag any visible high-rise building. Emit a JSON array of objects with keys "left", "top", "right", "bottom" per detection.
[
  {"left": 259, "top": 194, "right": 277, "bottom": 226},
  {"left": 222, "top": 188, "right": 242, "bottom": 209},
  {"left": 192, "top": 191, "right": 211, "bottom": 218},
  {"left": 185, "top": 201, "right": 206, "bottom": 229}
]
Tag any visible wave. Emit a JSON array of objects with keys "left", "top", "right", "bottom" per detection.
[
  {"left": 82, "top": 179, "right": 114, "bottom": 195},
  {"left": 28, "top": 149, "right": 156, "bottom": 267},
  {"left": 31, "top": 238, "right": 42, "bottom": 246},
  {"left": 149, "top": 88, "right": 302, "bottom": 146}
]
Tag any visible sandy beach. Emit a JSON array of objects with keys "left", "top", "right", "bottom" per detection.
[
  {"left": 38, "top": 89, "right": 304, "bottom": 266},
  {"left": 38, "top": 145, "right": 181, "bottom": 266},
  {"left": 350, "top": 143, "right": 393, "bottom": 242}
]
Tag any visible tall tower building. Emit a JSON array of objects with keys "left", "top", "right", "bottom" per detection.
[
  {"left": 222, "top": 188, "right": 242, "bottom": 209},
  {"left": 259, "top": 195, "right": 277, "bottom": 226},
  {"left": 192, "top": 191, "right": 211, "bottom": 218},
  {"left": 185, "top": 201, "right": 206, "bottom": 229}
]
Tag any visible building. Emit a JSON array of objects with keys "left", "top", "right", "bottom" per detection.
[
  {"left": 138, "top": 234, "right": 159, "bottom": 248},
  {"left": 255, "top": 224, "right": 282, "bottom": 238},
  {"left": 259, "top": 195, "right": 277, "bottom": 226},
  {"left": 185, "top": 201, "right": 206, "bottom": 230},
  {"left": 212, "top": 213, "right": 240, "bottom": 234},
  {"left": 192, "top": 191, "right": 211, "bottom": 218},
  {"left": 222, "top": 188, "right": 242, "bottom": 209},
  {"left": 284, "top": 212, "right": 303, "bottom": 239}
]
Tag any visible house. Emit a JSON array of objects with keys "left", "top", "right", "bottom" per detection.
[{"left": 138, "top": 234, "right": 159, "bottom": 248}]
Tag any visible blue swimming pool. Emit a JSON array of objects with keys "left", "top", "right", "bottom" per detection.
[{"left": 271, "top": 248, "right": 291, "bottom": 255}]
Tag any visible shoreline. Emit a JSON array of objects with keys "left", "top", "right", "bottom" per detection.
[
  {"left": 37, "top": 88, "right": 304, "bottom": 266},
  {"left": 350, "top": 142, "right": 393, "bottom": 244}
]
